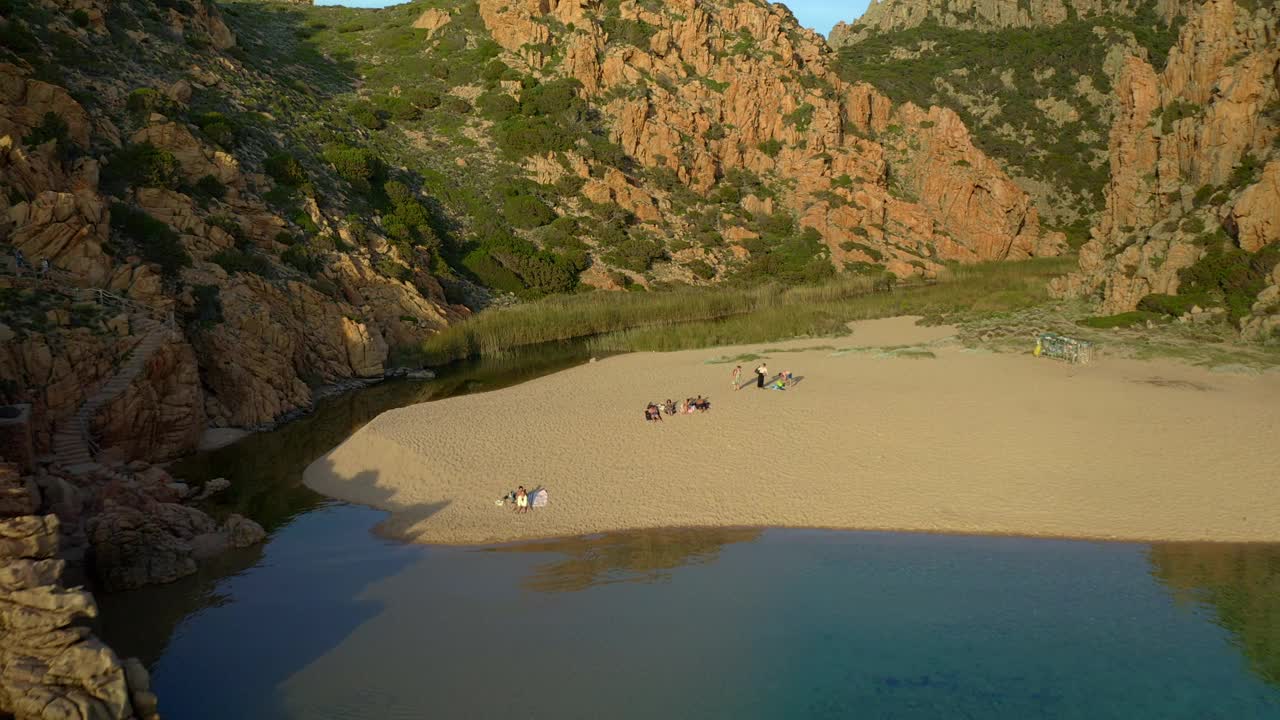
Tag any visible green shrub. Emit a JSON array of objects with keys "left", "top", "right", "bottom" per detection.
[
  {"left": 477, "top": 91, "right": 520, "bottom": 120},
  {"left": 601, "top": 16, "right": 657, "bottom": 48},
  {"left": 193, "top": 111, "right": 238, "bottom": 147},
  {"left": 442, "top": 96, "right": 472, "bottom": 115},
  {"left": 374, "top": 95, "right": 420, "bottom": 121},
  {"left": 109, "top": 203, "right": 191, "bottom": 278},
  {"left": 520, "top": 78, "right": 585, "bottom": 118},
  {"left": 104, "top": 143, "right": 180, "bottom": 190},
  {"left": 494, "top": 115, "right": 578, "bottom": 158},
  {"left": 1159, "top": 99, "right": 1199, "bottom": 129},
  {"left": 265, "top": 152, "right": 307, "bottom": 187},
  {"left": 482, "top": 59, "right": 510, "bottom": 83},
  {"left": 1229, "top": 153, "right": 1263, "bottom": 189},
  {"left": 1193, "top": 184, "right": 1215, "bottom": 205},
  {"left": 22, "top": 112, "right": 73, "bottom": 159},
  {"left": 606, "top": 235, "right": 665, "bottom": 272},
  {"left": 71, "top": 9, "right": 90, "bottom": 26},
  {"left": 687, "top": 259, "right": 716, "bottom": 280},
  {"left": 503, "top": 195, "right": 556, "bottom": 229},
  {"left": 281, "top": 244, "right": 326, "bottom": 275},
  {"left": 193, "top": 174, "right": 225, "bottom": 201},
  {"left": 322, "top": 144, "right": 384, "bottom": 194},
  {"left": 784, "top": 103, "right": 816, "bottom": 132},
  {"left": 1137, "top": 293, "right": 1209, "bottom": 316},
  {"left": 125, "top": 88, "right": 172, "bottom": 120},
  {"left": 1078, "top": 311, "right": 1163, "bottom": 329},
  {"left": 206, "top": 214, "right": 248, "bottom": 249},
  {"left": 350, "top": 101, "right": 385, "bottom": 130},
  {"left": 376, "top": 257, "right": 413, "bottom": 282},
  {"left": 188, "top": 284, "right": 224, "bottom": 326},
  {"left": 1178, "top": 242, "right": 1280, "bottom": 324},
  {"left": 404, "top": 87, "right": 441, "bottom": 110},
  {"left": 757, "top": 139, "right": 783, "bottom": 157},
  {"left": 210, "top": 248, "right": 275, "bottom": 278}
]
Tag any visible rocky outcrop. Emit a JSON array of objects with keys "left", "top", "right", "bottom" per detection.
[
  {"left": 0, "top": 461, "right": 151, "bottom": 720},
  {"left": 0, "top": 37, "right": 465, "bottom": 453},
  {"left": 1052, "top": 0, "right": 1280, "bottom": 327},
  {"left": 0, "top": 320, "right": 204, "bottom": 461},
  {"left": 80, "top": 461, "right": 264, "bottom": 592},
  {"left": 478, "top": 0, "right": 1064, "bottom": 277}
]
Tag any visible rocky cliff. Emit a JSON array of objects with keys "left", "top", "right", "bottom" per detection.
[
  {"left": 0, "top": 460, "right": 159, "bottom": 720},
  {"left": 1052, "top": 0, "right": 1280, "bottom": 339},
  {"left": 0, "top": 0, "right": 469, "bottom": 453},
  {"left": 832, "top": 0, "right": 1192, "bottom": 44},
  {"left": 832, "top": 0, "right": 1191, "bottom": 228},
  {"left": 470, "top": 0, "right": 1065, "bottom": 279}
]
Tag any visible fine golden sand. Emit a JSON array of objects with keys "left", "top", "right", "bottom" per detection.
[{"left": 304, "top": 317, "right": 1280, "bottom": 545}]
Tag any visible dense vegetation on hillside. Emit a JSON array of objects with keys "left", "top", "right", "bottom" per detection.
[{"left": 836, "top": 5, "right": 1184, "bottom": 233}]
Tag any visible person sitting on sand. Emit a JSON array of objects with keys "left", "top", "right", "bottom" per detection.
[
  {"left": 664, "top": 399, "right": 676, "bottom": 415},
  {"left": 780, "top": 370, "right": 794, "bottom": 388},
  {"left": 696, "top": 396, "right": 711, "bottom": 411},
  {"left": 515, "top": 486, "right": 529, "bottom": 514},
  {"left": 685, "top": 398, "right": 697, "bottom": 414},
  {"left": 645, "top": 403, "right": 662, "bottom": 422}
]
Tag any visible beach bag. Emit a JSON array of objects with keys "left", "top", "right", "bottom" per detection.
[{"left": 531, "top": 489, "right": 548, "bottom": 508}]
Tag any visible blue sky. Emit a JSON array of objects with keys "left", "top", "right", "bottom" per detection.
[{"left": 314, "top": 1, "right": 871, "bottom": 36}]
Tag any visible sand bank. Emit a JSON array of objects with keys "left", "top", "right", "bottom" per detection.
[{"left": 304, "top": 317, "right": 1280, "bottom": 545}]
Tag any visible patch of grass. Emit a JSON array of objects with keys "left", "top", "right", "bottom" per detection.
[
  {"left": 424, "top": 257, "right": 1076, "bottom": 362},
  {"left": 1077, "top": 311, "right": 1164, "bottom": 329}
]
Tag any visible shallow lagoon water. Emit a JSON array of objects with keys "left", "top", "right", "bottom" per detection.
[{"left": 96, "top": 346, "right": 1280, "bottom": 719}]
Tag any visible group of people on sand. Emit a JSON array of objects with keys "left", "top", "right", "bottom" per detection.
[
  {"left": 732, "top": 363, "right": 795, "bottom": 391},
  {"left": 645, "top": 396, "right": 711, "bottom": 421}
]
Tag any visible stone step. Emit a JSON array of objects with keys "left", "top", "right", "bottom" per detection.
[{"left": 65, "top": 462, "right": 101, "bottom": 477}]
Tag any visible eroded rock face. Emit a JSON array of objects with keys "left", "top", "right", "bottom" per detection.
[
  {"left": 477, "top": 0, "right": 1065, "bottom": 277},
  {"left": 0, "top": 462, "right": 140, "bottom": 720},
  {"left": 831, "top": 0, "right": 1196, "bottom": 45},
  {"left": 0, "top": 323, "right": 205, "bottom": 461},
  {"left": 1051, "top": 0, "right": 1280, "bottom": 324},
  {"left": 1, "top": 54, "right": 463, "bottom": 452}
]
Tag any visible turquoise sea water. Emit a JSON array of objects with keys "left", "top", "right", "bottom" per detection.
[
  {"left": 100, "top": 507, "right": 1280, "bottom": 719},
  {"left": 94, "top": 345, "right": 1280, "bottom": 719}
]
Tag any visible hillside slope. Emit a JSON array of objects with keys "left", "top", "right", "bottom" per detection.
[
  {"left": 286, "top": 0, "right": 1065, "bottom": 291},
  {"left": 833, "top": 0, "right": 1190, "bottom": 229},
  {"left": 1, "top": 0, "right": 1067, "bottom": 455}
]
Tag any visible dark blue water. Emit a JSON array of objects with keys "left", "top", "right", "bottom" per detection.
[
  {"left": 92, "top": 343, "right": 1280, "bottom": 719},
  {"left": 101, "top": 504, "right": 1280, "bottom": 719}
]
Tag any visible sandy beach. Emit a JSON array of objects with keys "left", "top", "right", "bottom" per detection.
[{"left": 304, "top": 317, "right": 1280, "bottom": 545}]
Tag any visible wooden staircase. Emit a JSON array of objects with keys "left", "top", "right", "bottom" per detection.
[
  {"left": 51, "top": 319, "right": 173, "bottom": 475},
  {"left": 3, "top": 265, "right": 180, "bottom": 474}
]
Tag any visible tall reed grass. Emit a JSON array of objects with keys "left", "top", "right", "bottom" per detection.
[{"left": 422, "top": 257, "right": 1076, "bottom": 363}]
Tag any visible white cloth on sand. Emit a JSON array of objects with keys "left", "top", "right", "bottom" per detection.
[{"left": 531, "top": 489, "right": 548, "bottom": 507}]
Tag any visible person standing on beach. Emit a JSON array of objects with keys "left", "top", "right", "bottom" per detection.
[
  {"left": 755, "top": 363, "right": 769, "bottom": 389},
  {"left": 731, "top": 365, "right": 742, "bottom": 390}
]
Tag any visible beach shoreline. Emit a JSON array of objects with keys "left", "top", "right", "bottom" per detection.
[{"left": 304, "top": 317, "right": 1280, "bottom": 546}]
